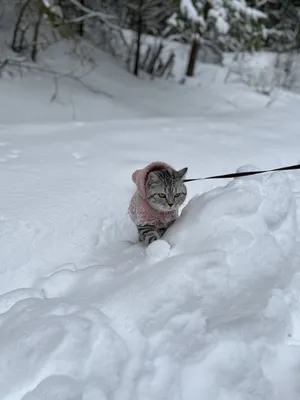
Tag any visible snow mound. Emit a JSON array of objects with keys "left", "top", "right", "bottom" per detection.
[
  {"left": 0, "top": 298, "right": 128, "bottom": 400},
  {"left": 104, "top": 168, "right": 297, "bottom": 336},
  {"left": 1, "top": 166, "right": 299, "bottom": 399},
  {"left": 162, "top": 166, "right": 298, "bottom": 328},
  {"left": 93, "top": 167, "right": 298, "bottom": 399},
  {"left": 146, "top": 239, "right": 171, "bottom": 261}
]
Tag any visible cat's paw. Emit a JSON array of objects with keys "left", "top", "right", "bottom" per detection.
[{"left": 146, "top": 239, "right": 171, "bottom": 261}]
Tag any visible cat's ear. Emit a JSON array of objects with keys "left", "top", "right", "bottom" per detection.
[
  {"left": 147, "top": 171, "right": 160, "bottom": 185},
  {"left": 177, "top": 167, "right": 188, "bottom": 179}
]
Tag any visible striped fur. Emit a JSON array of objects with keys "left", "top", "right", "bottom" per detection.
[
  {"left": 137, "top": 224, "right": 160, "bottom": 246},
  {"left": 137, "top": 220, "right": 175, "bottom": 246},
  {"left": 136, "top": 167, "right": 187, "bottom": 245},
  {"left": 146, "top": 167, "right": 187, "bottom": 213}
]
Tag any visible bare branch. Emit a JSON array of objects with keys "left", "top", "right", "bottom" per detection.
[
  {"left": 51, "top": 75, "right": 59, "bottom": 102},
  {"left": 0, "top": 59, "right": 9, "bottom": 77},
  {"left": 67, "top": 0, "right": 116, "bottom": 21},
  {"left": 0, "top": 58, "right": 114, "bottom": 98}
]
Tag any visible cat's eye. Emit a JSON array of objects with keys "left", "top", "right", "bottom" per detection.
[
  {"left": 175, "top": 193, "right": 181, "bottom": 197},
  {"left": 158, "top": 193, "right": 166, "bottom": 198}
]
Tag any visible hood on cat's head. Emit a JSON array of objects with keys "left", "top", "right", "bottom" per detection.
[
  {"left": 132, "top": 161, "right": 172, "bottom": 198},
  {"left": 132, "top": 162, "right": 188, "bottom": 198}
]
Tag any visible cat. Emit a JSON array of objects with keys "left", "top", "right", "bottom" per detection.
[{"left": 129, "top": 161, "right": 188, "bottom": 246}]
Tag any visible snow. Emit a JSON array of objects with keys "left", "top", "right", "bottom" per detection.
[
  {"left": 231, "top": 0, "right": 266, "bottom": 20},
  {"left": 180, "top": 0, "right": 205, "bottom": 26},
  {"left": 224, "top": 51, "right": 300, "bottom": 95},
  {"left": 1, "top": 41, "right": 300, "bottom": 399},
  {"left": 146, "top": 239, "right": 171, "bottom": 261},
  {"left": 210, "top": 10, "right": 229, "bottom": 35},
  {"left": 208, "top": 1, "right": 230, "bottom": 35},
  {"left": 177, "top": 0, "right": 266, "bottom": 37}
]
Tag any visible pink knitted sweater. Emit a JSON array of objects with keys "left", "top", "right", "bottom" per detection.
[{"left": 128, "top": 161, "right": 178, "bottom": 227}]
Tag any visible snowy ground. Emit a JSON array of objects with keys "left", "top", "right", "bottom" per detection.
[
  {"left": 2, "top": 44, "right": 300, "bottom": 399},
  {"left": 1, "top": 41, "right": 294, "bottom": 124}
]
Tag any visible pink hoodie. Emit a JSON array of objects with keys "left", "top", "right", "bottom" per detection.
[{"left": 128, "top": 161, "right": 178, "bottom": 227}]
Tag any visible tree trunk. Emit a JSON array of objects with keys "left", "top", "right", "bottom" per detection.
[
  {"left": 133, "top": 0, "right": 143, "bottom": 77},
  {"left": 31, "top": 9, "right": 43, "bottom": 62},
  {"left": 185, "top": 0, "right": 210, "bottom": 77},
  {"left": 147, "top": 41, "right": 163, "bottom": 76},
  {"left": 186, "top": 38, "right": 200, "bottom": 77},
  {"left": 77, "top": 0, "right": 84, "bottom": 36},
  {"left": 11, "top": 0, "right": 31, "bottom": 52}
]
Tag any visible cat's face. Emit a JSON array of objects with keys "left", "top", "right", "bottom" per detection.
[{"left": 146, "top": 167, "right": 188, "bottom": 212}]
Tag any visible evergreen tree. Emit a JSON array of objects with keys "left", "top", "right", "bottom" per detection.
[{"left": 169, "top": 0, "right": 267, "bottom": 76}]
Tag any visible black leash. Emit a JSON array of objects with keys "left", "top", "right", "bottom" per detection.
[{"left": 183, "top": 163, "right": 300, "bottom": 183}]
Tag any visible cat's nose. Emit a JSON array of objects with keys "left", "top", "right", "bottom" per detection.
[{"left": 168, "top": 202, "right": 174, "bottom": 207}]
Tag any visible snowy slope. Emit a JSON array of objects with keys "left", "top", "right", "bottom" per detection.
[
  {"left": 2, "top": 41, "right": 295, "bottom": 124},
  {"left": 2, "top": 46, "right": 300, "bottom": 399}
]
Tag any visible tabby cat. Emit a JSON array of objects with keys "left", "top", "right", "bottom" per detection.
[{"left": 137, "top": 167, "right": 187, "bottom": 245}]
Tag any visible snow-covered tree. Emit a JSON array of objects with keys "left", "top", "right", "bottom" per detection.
[
  {"left": 169, "top": 0, "right": 267, "bottom": 76},
  {"left": 256, "top": 0, "right": 300, "bottom": 51}
]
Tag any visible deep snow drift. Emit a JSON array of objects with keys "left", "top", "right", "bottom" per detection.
[
  {"left": 0, "top": 160, "right": 300, "bottom": 400},
  {"left": 2, "top": 41, "right": 300, "bottom": 399}
]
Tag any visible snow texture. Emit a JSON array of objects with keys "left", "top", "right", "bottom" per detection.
[
  {"left": 231, "top": 0, "right": 266, "bottom": 20},
  {"left": 177, "top": 0, "right": 265, "bottom": 36},
  {"left": 1, "top": 40, "right": 300, "bottom": 400},
  {"left": 0, "top": 151, "right": 299, "bottom": 400},
  {"left": 180, "top": 0, "right": 205, "bottom": 27},
  {"left": 146, "top": 239, "right": 171, "bottom": 261}
]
